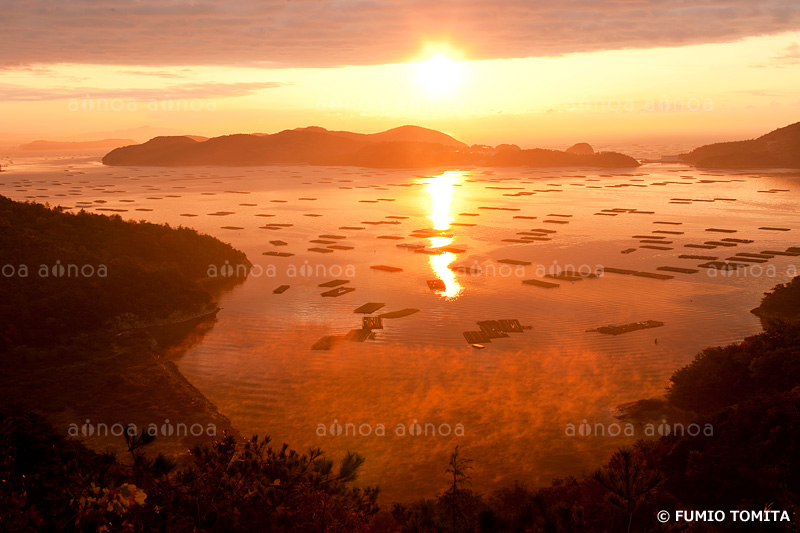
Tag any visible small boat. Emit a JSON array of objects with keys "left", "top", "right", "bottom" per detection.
[{"left": 471, "top": 343, "right": 486, "bottom": 349}]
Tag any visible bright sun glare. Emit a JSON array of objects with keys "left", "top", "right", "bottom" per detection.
[{"left": 415, "top": 54, "right": 465, "bottom": 97}]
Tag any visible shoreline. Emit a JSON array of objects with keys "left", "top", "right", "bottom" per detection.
[{"left": 0, "top": 303, "right": 243, "bottom": 462}]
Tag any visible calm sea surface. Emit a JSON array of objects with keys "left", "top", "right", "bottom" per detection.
[{"left": 3, "top": 154, "right": 798, "bottom": 501}]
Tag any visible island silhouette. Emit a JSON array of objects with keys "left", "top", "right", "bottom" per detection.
[
  {"left": 681, "top": 121, "right": 800, "bottom": 168},
  {"left": 102, "top": 125, "right": 641, "bottom": 168}
]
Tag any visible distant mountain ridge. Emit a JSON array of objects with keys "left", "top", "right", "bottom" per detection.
[
  {"left": 681, "top": 121, "right": 800, "bottom": 168},
  {"left": 102, "top": 125, "right": 640, "bottom": 168}
]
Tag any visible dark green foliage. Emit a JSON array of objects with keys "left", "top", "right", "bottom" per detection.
[
  {"left": 0, "top": 196, "right": 249, "bottom": 349},
  {"left": 667, "top": 321, "right": 800, "bottom": 415},
  {"left": 647, "top": 390, "right": 800, "bottom": 519},
  {"left": 592, "top": 449, "right": 663, "bottom": 533},
  {"left": 388, "top": 447, "right": 483, "bottom": 533},
  {"left": 0, "top": 411, "right": 129, "bottom": 532},
  {"left": 168, "top": 436, "right": 378, "bottom": 532},
  {"left": 754, "top": 276, "right": 800, "bottom": 321},
  {"left": 0, "top": 412, "right": 378, "bottom": 532},
  {"left": 444, "top": 445, "right": 474, "bottom": 532}
]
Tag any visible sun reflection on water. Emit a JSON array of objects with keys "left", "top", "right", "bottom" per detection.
[{"left": 424, "top": 171, "right": 466, "bottom": 299}]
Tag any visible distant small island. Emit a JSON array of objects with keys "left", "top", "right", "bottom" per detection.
[
  {"left": 681, "top": 120, "right": 800, "bottom": 168},
  {"left": 102, "top": 125, "right": 641, "bottom": 168},
  {"left": 20, "top": 138, "right": 137, "bottom": 150}
]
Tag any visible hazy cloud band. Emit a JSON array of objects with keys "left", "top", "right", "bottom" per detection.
[{"left": 1, "top": 0, "right": 799, "bottom": 67}]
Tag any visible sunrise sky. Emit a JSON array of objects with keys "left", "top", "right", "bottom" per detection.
[{"left": 2, "top": 0, "right": 800, "bottom": 147}]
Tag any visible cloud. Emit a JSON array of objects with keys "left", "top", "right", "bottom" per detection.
[
  {"left": 0, "top": 81, "right": 287, "bottom": 102},
  {"left": 0, "top": 64, "right": 57, "bottom": 75},
  {"left": 773, "top": 41, "right": 800, "bottom": 63},
  {"left": 752, "top": 41, "right": 800, "bottom": 67},
  {"left": 0, "top": 0, "right": 799, "bottom": 67},
  {"left": 118, "top": 69, "right": 191, "bottom": 79}
]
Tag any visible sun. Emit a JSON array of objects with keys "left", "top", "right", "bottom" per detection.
[{"left": 415, "top": 54, "right": 465, "bottom": 97}]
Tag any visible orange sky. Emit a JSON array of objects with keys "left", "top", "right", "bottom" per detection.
[{"left": 1, "top": 1, "right": 799, "bottom": 147}]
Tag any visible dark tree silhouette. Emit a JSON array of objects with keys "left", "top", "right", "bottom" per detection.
[{"left": 593, "top": 448, "right": 663, "bottom": 532}]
